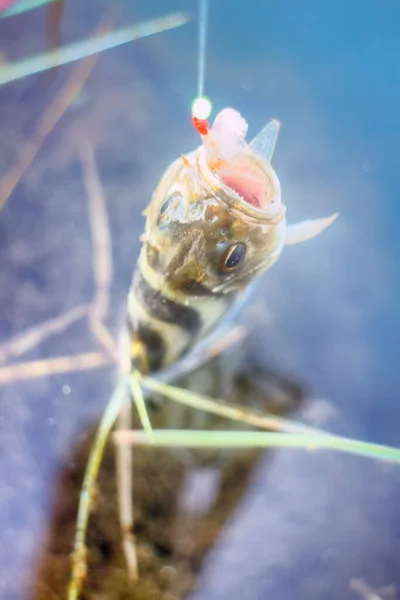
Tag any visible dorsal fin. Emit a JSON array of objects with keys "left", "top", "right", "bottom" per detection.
[{"left": 250, "top": 119, "right": 280, "bottom": 163}]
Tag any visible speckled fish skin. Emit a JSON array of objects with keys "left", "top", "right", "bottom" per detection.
[{"left": 127, "top": 109, "right": 337, "bottom": 374}]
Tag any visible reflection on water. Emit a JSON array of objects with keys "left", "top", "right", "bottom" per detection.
[{"left": 31, "top": 342, "right": 306, "bottom": 598}]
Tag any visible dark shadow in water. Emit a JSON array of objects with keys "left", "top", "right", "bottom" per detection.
[{"left": 31, "top": 338, "right": 306, "bottom": 599}]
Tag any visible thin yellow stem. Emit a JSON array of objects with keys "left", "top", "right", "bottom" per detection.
[
  {"left": 0, "top": 352, "right": 113, "bottom": 384},
  {"left": 0, "top": 304, "right": 88, "bottom": 365}
]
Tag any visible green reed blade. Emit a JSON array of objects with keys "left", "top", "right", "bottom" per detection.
[
  {"left": 140, "top": 374, "right": 335, "bottom": 438},
  {"left": 0, "top": 11, "right": 190, "bottom": 86},
  {"left": 130, "top": 372, "right": 153, "bottom": 441},
  {"left": 68, "top": 377, "right": 129, "bottom": 600},
  {"left": 113, "top": 429, "right": 400, "bottom": 465},
  {"left": 0, "top": 0, "right": 56, "bottom": 19}
]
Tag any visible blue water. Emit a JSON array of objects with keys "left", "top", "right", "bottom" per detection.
[{"left": 0, "top": 1, "right": 399, "bottom": 598}]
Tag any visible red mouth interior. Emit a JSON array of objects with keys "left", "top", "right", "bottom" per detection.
[{"left": 218, "top": 164, "right": 267, "bottom": 209}]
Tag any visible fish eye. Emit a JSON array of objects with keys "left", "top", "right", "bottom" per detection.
[
  {"left": 219, "top": 243, "right": 246, "bottom": 273},
  {"left": 160, "top": 196, "right": 174, "bottom": 215},
  {"left": 157, "top": 193, "right": 181, "bottom": 227}
]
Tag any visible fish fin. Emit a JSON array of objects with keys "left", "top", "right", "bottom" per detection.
[
  {"left": 250, "top": 119, "right": 280, "bottom": 163},
  {"left": 285, "top": 213, "right": 339, "bottom": 245}
]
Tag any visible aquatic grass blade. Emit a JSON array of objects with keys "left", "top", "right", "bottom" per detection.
[
  {"left": 68, "top": 378, "right": 129, "bottom": 600},
  {"left": 130, "top": 372, "right": 154, "bottom": 440},
  {"left": 140, "top": 374, "right": 332, "bottom": 438},
  {"left": 0, "top": 11, "right": 190, "bottom": 86},
  {"left": 113, "top": 429, "right": 400, "bottom": 465},
  {"left": 129, "top": 376, "right": 400, "bottom": 463},
  {"left": 0, "top": 0, "right": 56, "bottom": 19}
]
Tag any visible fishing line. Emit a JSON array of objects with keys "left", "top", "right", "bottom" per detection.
[
  {"left": 192, "top": 0, "right": 212, "bottom": 120},
  {"left": 197, "top": 0, "right": 208, "bottom": 99}
]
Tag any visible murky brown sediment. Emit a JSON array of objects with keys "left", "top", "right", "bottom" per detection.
[{"left": 31, "top": 345, "right": 305, "bottom": 599}]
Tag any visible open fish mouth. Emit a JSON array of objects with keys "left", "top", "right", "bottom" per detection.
[
  {"left": 195, "top": 108, "right": 284, "bottom": 221},
  {"left": 210, "top": 151, "right": 284, "bottom": 221},
  {"left": 196, "top": 144, "right": 284, "bottom": 224},
  {"left": 217, "top": 158, "right": 274, "bottom": 210}
]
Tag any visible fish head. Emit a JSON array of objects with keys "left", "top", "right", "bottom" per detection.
[{"left": 141, "top": 122, "right": 287, "bottom": 298}]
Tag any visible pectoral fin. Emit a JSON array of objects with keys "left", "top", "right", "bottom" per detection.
[{"left": 285, "top": 213, "right": 339, "bottom": 245}]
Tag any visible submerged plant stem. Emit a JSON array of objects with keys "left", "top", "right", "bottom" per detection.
[
  {"left": 0, "top": 352, "right": 113, "bottom": 384},
  {"left": 68, "top": 378, "right": 129, "bottom": 600},
  {"left": 0, "top": 0, "right": 56, "bottom": 19},
  {"left": 141, "top": 374, "right": 330, "bottom": 437},
  {"left": 130, "top": 373, "right": 154, "bottom": 440},
  {"left": 113, "top": 429, "right": 400, "bottom": 464},
  {"left": 0, "top": 12, "right": 190, "bottom": 86}
]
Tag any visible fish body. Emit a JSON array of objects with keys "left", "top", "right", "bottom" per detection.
[{"left": 128, "top": 108, "right": 337, "bottom": 374}]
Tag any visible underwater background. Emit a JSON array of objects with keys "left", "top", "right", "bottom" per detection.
[{"left": 0, "top": 1, "right": 399, "bottom": 598}]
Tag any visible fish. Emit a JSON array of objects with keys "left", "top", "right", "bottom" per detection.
[{"left": 127, "top": 107, "right": 338, "bottom": 375}]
